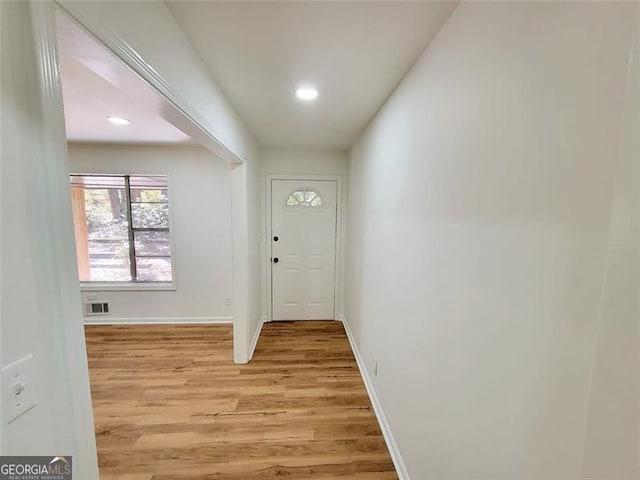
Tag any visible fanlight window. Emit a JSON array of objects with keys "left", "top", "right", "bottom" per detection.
[{"left": 286, "top": 188, "right": 323, "bottom": 207}]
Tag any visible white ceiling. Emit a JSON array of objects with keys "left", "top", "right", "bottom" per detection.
[
  {"left": 167, "top": 1, "right": 458, "bottom": 150},
  {"left": 57, "top": 14, "right": 194, "bottom": 145}
]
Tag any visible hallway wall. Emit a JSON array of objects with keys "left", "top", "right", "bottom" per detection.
[
  {"left": 581, "top": 25, "right": 639, "bottom": 478},
  {"left": 261, "top": 149, "right": 348, "bottom": 176},
  {"left": 344, "top": 2, "right": 638, "bottom": 478}
]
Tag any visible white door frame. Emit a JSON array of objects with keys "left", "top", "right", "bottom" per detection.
[{"left": 265, "top": 174, "right": 344, "bottom": 322}]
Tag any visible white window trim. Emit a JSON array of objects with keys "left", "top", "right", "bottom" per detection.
[{"left": 80, "top": 282, "right": 176, "bottom": 292}]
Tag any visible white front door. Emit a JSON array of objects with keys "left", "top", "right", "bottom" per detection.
[{"left": 271, "top": 179, "right": 337, "bottom": 320}]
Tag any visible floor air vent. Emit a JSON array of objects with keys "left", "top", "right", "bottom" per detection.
[{"left": 85, "top": 302, "right": 110, "bottom": 315}]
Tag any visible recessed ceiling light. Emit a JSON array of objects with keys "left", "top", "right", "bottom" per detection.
[
  {"left": 296, "top": 86, "right": 318, "bottom": 101},
  {"left": 107, "top": 116, "right": 130, "bottom": 126}
]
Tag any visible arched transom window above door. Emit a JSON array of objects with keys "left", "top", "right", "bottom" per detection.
[{"left": 286, "top": 188, "right": 323, "bottom": 207}]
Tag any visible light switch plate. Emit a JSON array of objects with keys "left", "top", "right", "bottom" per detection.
[{"left": 2, "top": 354, "right": 37, "bottom": 423}]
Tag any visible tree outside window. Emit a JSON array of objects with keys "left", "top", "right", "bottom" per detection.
[{"left": 70, "top": 175, "right": 173, "bottom": 283}]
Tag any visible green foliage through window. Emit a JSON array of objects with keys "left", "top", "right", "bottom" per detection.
[{"left": 70, "top": 175, "right": 172, "bottom": 283}]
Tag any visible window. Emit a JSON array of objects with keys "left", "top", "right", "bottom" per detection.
[
  {"left": 70, "top": 175, "right": 173, "bottom": 284},
  {"left": 286, "top": 188, "right": 323, "bottom": 207}
]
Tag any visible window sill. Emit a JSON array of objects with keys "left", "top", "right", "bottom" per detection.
[{"left": 80, "top": 282, "right": 176, "bottom": 292}]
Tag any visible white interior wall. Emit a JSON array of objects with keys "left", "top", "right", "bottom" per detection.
[
  {"left": 260, "top": 149, "right": 349, "bottom": 319},
  {"left": 68, "top": 143, "right": 233, "bottom": 323},
  {"left": 345, "top": 2, "right": 637, "bottom": 478},
  {"left": 261, "top": 149, "right": 349, "bottom": 176},
  {"left": 581, "top": 25, "right": 639, "bottom": 478},
  {"left": 247, "top": 154, "right": 263, "bottom": 352},
  {"left": 55, "top": 0, "right": 263, "bottom": 362},
  {"left": 1, "top": 2, "right": 98, "bottom": 476}
]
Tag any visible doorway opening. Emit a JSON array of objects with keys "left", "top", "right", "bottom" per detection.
[{"left": 50, "top": 5, "right": 252, "bottom": 475}]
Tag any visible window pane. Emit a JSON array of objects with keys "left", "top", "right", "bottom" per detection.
[
  {"left": 71, "top": 175, "right": 126, "bottom": 189},
  {"left": 304, "top": 191, "right": 316, "bottom": 202},
  {"left": 130, "top": 176, "right": 168, "bottom": 202},
  {"left": 131, "top": 187, "right": 169, "bottom": 203},
  {"left": 131, "top": 203, "right": 169, "bottom": 228},
  {"left": 88, "top": 240, "right": 132, "bottom": 282},
  {"left": 70, "top": 174, "right": 173, "bottom": 284},
  {"left": 83, "top": 184, "right": 131, "bottom": 282},
  {"left": 130, "top": 188, "right": 169, "bottom": 202},
  {"left": 134, "top": 231, "right": 171, "bottom": 256},
  {"left": 135, "top": 257, "right": 172, "bottom": 282},
  {"left": 286, "top": 189, "right": 323, "bottom": 207},
  {"left": 130, "top": 175, "right": 167, "bottom": 188}
]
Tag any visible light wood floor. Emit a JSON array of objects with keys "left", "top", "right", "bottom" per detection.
[{"left": 85, "top": 321, "right": 397, "bottom": 480}]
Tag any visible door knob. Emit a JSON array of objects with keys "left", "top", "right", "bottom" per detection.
[{"left": 273, "top": 257, "right": 279, "bottom": 263}]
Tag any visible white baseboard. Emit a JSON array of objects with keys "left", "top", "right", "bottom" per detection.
[
  {"left": 249, "top": 316, "right": 267, "bottom": 360},
  {"left": 83, "top": 316, "right": 233, "bottom": 325},
  {"left": 340, "top": 317, "right": 410, "bottom": 480}
]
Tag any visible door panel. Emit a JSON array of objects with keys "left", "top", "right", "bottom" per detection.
[{"left": 271, "top": 180, "right": 337, "bottom": 320}]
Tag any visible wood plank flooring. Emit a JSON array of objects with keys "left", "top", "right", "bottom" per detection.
[{"left": 85, "top": 321, "right": 397, "bottom": 479}]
